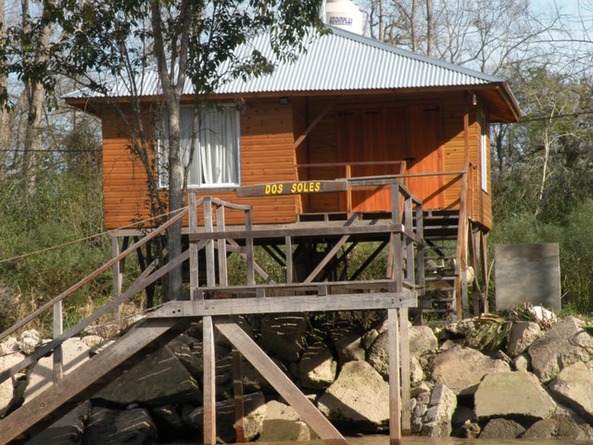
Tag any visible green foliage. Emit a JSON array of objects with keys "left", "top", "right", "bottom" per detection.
[
  {"left": 491, "top": 199, "right": 593, "bottom": 314},
  {"left": 0, "top": 169, "right": 111, "bottom": 334}
]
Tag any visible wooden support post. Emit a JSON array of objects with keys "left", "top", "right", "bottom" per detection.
[
  {"left": 214, "top": 317, "right": 349, "bottom": 445},
  {"left": 232, "top": 348, "right": 245, "bottom": 443},
  {"left": 204, "top": 198, "right": 216, "bottom": 287},
  {"left": 404, "top": 198, "right": 415, "bottom": 285},
  {"left": 53, "top": 301, "right": 63, "bottom": 382},
  {"left": 203, "top": 316, "right": 217, "bottom": 445},
  {"left": 111, "top": 236, "right": 123, "bottom": 318},
  {"left": 387, "top": 308, "right": 402, "bottom": 445},
  {"left": 399, "top": 307, "right": 411, "bottom": 435},
  {"left": 246, "top": 210, "right": 255, "bottom": 286},
  {"left": 345, "top": 164, "right": 352, "bottom": 215},
  {"left": 189, "top": 193, "right": 200, "bottom": 301},
  {"left": 217, "top": 205, "right": 228, "bottom": 286},
  {"left": 285, "top": 236, "right": 293, "bottom": 283},
  {"left": 480, "top": 232, "right": 489, "bottom": 313}
]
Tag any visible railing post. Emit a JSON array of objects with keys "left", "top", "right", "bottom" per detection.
[
  {"left": 204, "top": 198, "right": 216, "bottom": 287},
  {"left": 189, "top": 193, "right": 199, "bottom": 300},
  {"left": 245, "top": 209, "right": 255, "bottom": 286},
  {"left": 111, "top": 236, "right": 123, "bottom": 319},
  {"left": 217, "top": 205, "right": 228, "bottom": 287},
  {"left": 53, "top": 301, "right": 63, "bottom": 381},
  {"left": 345, "top": 164, "right": 352, "bottom": 215}
]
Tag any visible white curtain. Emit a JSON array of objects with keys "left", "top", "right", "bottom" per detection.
[
  {"left": 161, "top": 106, "right": 239, "bottom": 187},
  {"left": 195, "top": 107, "right": 239, "bottom": 185}
]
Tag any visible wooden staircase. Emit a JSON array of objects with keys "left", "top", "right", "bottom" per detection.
[
  {"left": 0, "top": 183, "right": 424, "bottom": 445},
  {"left": 418, "top": 209, "right": 461, "bottom": 321},
  {"left": 0, "top": 316, "right": 192, "bottom": 444}
]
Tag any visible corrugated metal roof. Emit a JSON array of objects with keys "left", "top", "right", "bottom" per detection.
[{"left": 65, "top": 26, "right": 505, "bottom": 99}]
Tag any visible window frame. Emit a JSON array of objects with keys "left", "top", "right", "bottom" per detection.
[{"left": 157, "top": 104, "right": 241, "bottom": 190}]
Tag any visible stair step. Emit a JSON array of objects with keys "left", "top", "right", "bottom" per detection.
[
  {"left": 425, "top": 276, "right": 455, "bottom": 282},
  {"left": 422, "top": 308, "right": 454, "bottom": 314}
]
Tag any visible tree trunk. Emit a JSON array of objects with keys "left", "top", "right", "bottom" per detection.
[
  {"left": 150, "top": 0, "right": 192, "bottom": 301},
  {"left": 0, "top": 0, "right": 8, "bottom": 180},
  {"left": 21, "top": 0, "right": 52, "bottom": 192}
]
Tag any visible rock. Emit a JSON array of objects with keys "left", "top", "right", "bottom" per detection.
[
  {"left": 409, "top": 325, "right": 438, "bottom": 357},
  {"left": 410, "top": 356, "right": 424, "bottom": 385},
  {"left": 94, "top": 345, "right": 201, "bottom": 406},
  {"left": 528, "top": 316, "right": 593, "bottom": 382},
  {"left": 187, "top": 392, "right": 266, "bottom": 443},
  {"left": 298, "top": 341, "right": 337, "bottom": 389},
  {"left": 317, "top": 360, "right": 390, "bottom": 433},
  {"left": 25, "top": 401, "right": 92, "bottom": 445},
  {"left": 431, "top": 345, "right": 510, "bottom": 395},
  {"left": 241, "top": 358, "right": 276, "bottom": 394},
  {"left": 421, "top": 384, "right": 457, "bottom": 437},
  {"left": 24, "top": 338, "right": 90, "bottom": 402},
  {"left": 366, "top": 330, "right": 389, "bottom": 377},
  {"left": 0, "top": 352, "right": 25, "bottom": 417},
  {"left": 474, "top": 371, "right": 556, "bottom": 421},
  {"left": 549, "top": 361, "right": 593, "bottom": 422},
  {"left": 361, "top": 329, "right": 379, "bottom": 350},
  {"left": 150, "top": 405, "right": 186, "bottom": 440},
  {"left": 260, "top": 314, "right": 308, "bottom": 362},
  {"left": 512, "top": 353, "right": 530, "bottom": 372},
  {"left": 459, "top": 420, "right": 480, "bottom": 438},
  {"left": 438, "top": 339, "right": 457, "bottom": 351},
  {"left": 410, "top": 381, "right": 432, "bottom": 398},
  {"left": 523, "top": 417, "right": 592, "bottom": 440},
  {"left": 506, "top": 321, "right": 541, "bottom": 357},
  {"left": 367, "top": 329, "right": 430, "bottom": 379},
  {"left": 0, "top": 337, "right": 19, "bottom": 355},
  {"left": 18, "top": 330, "right": 41, "bottom": 355},
  {"left": 258, "top": 400, "right": 311, "bottom": 442},
  {"left": 443, "top": 319, "right": 475, "bottom": 337},
  {"left": 80, "top": 335, "right": 104, "bottom": 349},
  {"left": 451, "top": 405, "right": 474, "bottom": 429},
  {"left": 330, "top": 327, "right": 365, "bottom": 364},
  {"left": 167, "top": 337, "right": 202, "bottom": 378},
  {"left": 480, "top": 418, "right": 525, "bottom": 439},
  {"left": 83, "top": 406, "right": 157, "bottom": 445},
  {"left": 411, "top": 391, "right": 430, "bottom": 434}
]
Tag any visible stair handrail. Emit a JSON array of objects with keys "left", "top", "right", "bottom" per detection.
[{"left": 0, "top": 208, "right": 188, "bottom": 342}]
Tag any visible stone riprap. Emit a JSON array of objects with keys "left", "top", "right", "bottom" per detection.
[{"left": 4, "top": 310, "right": 593, "bottom": 443}]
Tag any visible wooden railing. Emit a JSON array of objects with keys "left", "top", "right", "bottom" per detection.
[
  {"left": 189, "top": 178, "right": 424, "bottom": 295},
  {"left": 297, "top": 160, "right": 407, "bottom": 214},
  {"left": 0, "top": 208, "right": 190, "bottom": 386},
  {"left": 0, "top": 177, "right": 425, "bottom": 387}
]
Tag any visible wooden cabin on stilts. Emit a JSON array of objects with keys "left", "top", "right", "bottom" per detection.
[{"left": 0, "top": 8, "right": 520, "bottom": 444}]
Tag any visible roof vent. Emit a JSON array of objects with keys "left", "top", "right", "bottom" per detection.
[{"left": 322, "top": 0, "right": 364, "bottom": 35}]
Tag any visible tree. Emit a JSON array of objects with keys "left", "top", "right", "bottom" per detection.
[
  {"left": 3, "top": 0, "right": 323, "bottom": 300},
  {"left": 491, "top": 66, "right": 593, "bottom": 224},
  {"left": 361, "top": 0, "right": 552, "bottom": 73}
]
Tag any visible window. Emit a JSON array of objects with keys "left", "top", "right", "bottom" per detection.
[
  {"left": 158, "top": 105, "right": 240, "bottom": 188},
  {"left": 479, "top": 111, "right": 489, "bottom": 192}
]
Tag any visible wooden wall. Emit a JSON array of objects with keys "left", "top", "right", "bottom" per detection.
[
  {"left": 303, "top": 92, "right": 493, "bottom": 229},
  {"left": 102, "top": 99, "right": 301, "bottom": 230},
  {"left": 101, "top": 93, "right": 494, "bottom": 231}
]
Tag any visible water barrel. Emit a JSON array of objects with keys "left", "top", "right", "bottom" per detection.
[{"left": 323, "top": 0, "right": 364, "bottom": 35}]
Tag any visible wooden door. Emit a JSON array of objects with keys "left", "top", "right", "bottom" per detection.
[
  {"left": 337, "top": 108, "right": 407, "bottom": 212},
  {"left": 406, "top": 105, "right": 445, "bottom": 208}
]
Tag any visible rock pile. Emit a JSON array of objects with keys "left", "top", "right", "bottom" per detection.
[{"left": 2, "top": 310, "right": 593, "bottom": 443}]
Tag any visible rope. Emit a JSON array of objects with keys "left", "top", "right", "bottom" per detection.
[{"left": 0, "top": 207, "right": 188, "bottom": 264}]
